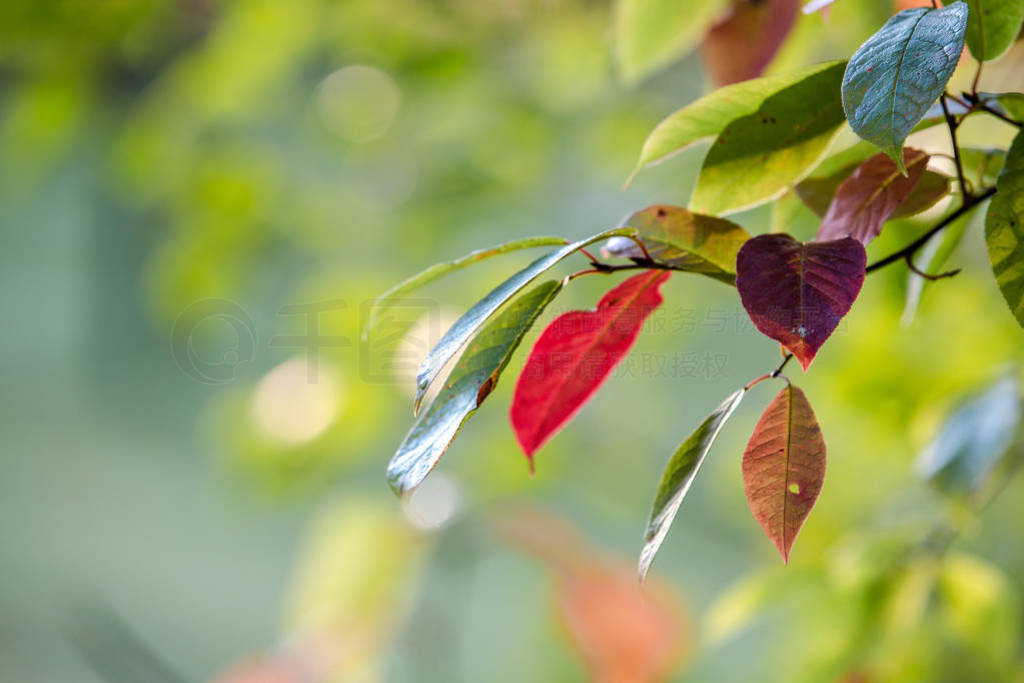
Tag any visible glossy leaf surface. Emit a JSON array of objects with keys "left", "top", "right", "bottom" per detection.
[
  {"left": 690, "top": 61, "right": 847, "bottom": 215},
  {"left": 816, "top": 148, "right": 930, "bottom": 245},
  {"left": 945, "top": 0, "right": 1024, "bottom": 61},
  {"left": 414, "top": 227, "right": 635, "bottom": 411},
  {"left": 916, "top": 375, "right": 1022, "bottom": 496},
  {"left": 742, "top": 383, "right": 826, "bottom": 563},
  {"left": 363, "top": 236, "right": 566, "bottom": 340},
  {"left": 985, "top": 131, "right": 1024, "bottom": 327},
  {"left": 628, "top": 61, "right": 844, "bottom": 184},
  {"left": 639, "top": 388, "right": 746, "bottom": 581},
  {"left": 387, "top": 281, "right": 563, "bottom": 495},
  {"left": 842, "top": 3, "right": 967, "bottom": 170},
  {"left": 603, "top": 205, "right": 751, "bottom": 284},
  {"left": 736, "top": 234, "right": 866, "bottom": 370},
  {"left": 510, "top": 270, "right": 671, "bottom": 461},
  {"left": 700, "top": 0, "right": 800, "bottom": 86}
]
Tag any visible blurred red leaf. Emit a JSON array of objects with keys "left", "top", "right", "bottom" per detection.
[
  {"left": 510, "top": 270, "right": 671, "bottom": 463},
  {"left": 735, "top": 234, "right": 865, "bottom": 370},
  {"left": 701, "top": 0, "right": 800, "bottom": 86},
  {"left": 492, "top": 506, "right": 689, "bottom": 683},
  {"left": 816, "top": 148, "right": 929, "bottom": 245},
  {"left": 742, "top": 383, "right": 826, "bottom": 562}
]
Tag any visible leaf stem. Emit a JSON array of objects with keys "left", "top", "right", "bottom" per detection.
[
  {"left": 904, "top": 253, "right": 961, "bottom": 280},
  {"left": 940, "top": 94, "right": 970, "bottom": 200}
]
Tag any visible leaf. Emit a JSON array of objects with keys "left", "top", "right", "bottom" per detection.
[
  {"left": 916, "top": 374, "right": 1022, "bottom": 496},
  {"left": 363, "top": 236, "right": 567, "bottom": 340},
  {"left": 985, "top": 130, "right": 1024, "bottom": 327},
  {"left": 492, "top": 507, "right": 690, "bottom": 683},
  {"left": 510, "top": 270, "right": 671, "bottom": 461},
  {"left": 742, "top": 383, "right": 827, "bottom": 563},
  {"left": 387, "top": 281, "right": 563, "bottom": 495},
  {"left": 627, "top": 61, "right": 845, "bottom": 185},
  {"left": 613, "top": 0, "right": 729, "bottom": 84},
  {"left": 602, "top": 205, "right": 752, "bottom": 284},
  {"left": 639, "top": 389, "right": 746, "bottom": 581},
  {"left": 414, "top": 227, "right": 635, "bottom": 412},
  {"left": 960, "top": 146, "right": 1006, "bottom": 186},
  {"left": 736, "top": 234, "right": 866, "bottom": 370},
  {"left": 945, "top": 0, "right": 1024, "bottom": 61},
  {"left": 816, "top": 148, "right": 930, "bottom": 245},
  {"left": 842, "top": 3, "right": 968, "bottom": 171},
  {"left": 690, "top": 61, "right": 847, "bottom": 215},
  {"left": 901, "top": 210, "right": 971, "bottom": 326},
  {"left": 700, "top": 0, "right": 800, "bottom": 86}
]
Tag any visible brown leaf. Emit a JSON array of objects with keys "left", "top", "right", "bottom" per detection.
[
  {"left": 816, "top": 148, "right": 929, "bottom": 245},
  {"left": 742, "top": 383, "right": 826, "bottom": 563},
  {"left": 701, "top": 0, "right": 800, "bottom": 86}
]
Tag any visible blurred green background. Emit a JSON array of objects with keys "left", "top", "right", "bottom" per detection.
[{"left": 3, "top": 1, "right": 1024, "bottom": 681}]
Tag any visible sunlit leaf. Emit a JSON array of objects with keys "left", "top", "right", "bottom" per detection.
[
  {"left": 736, "top": 234, "right": 866, "bottom": 370},
  {"left": 510, "top": 270, "right": 671, "bottom": 462},
  {"left": 627, "top": 61, "right": 845, "bottom": 184},
  {"left": 639, "top": 388, "right": 746, "bottom": 581},
  {"left": 842, "top": 3, "right": 967, "bottom": 171},
  {"left": 944, "top": 0, "right": 1024, "bottom": 61},
  {"left": 388, "top": 281, "right": 563, "bottom": 495},
  {"left": 613, "top": 0, "right": 729, "bottom": 84},
  {"left": 742, "top": 383, "right": 827, "bottom": 563},
  {"left": 414, "top": 227, "right": 635, "bottom": 411},
  {"left": 603, "top": 204, "right": 751, "bottom": 284},
  {"left": 816, "top": 148, "right": 930, "bottom": 245},
  {"left": 690, "top": 61, "right": 847, "bottom": 215},
  {"left": 363, "top": 236, "right": 566, "bottom": 340},
  {"left": 985, "top": 130, "right": 1024, "bottom": 327},
  {"left": 700, "top": 0, "right": 800, "bottom": 86},
  {"left": 916, "top": 374, "right": 1022, "bottom": 496}
]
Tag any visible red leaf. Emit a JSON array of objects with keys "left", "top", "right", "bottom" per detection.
[
  {"left": 700, "top": 0, "right": 800, "bottom": 86},
  {"left": 816, "top": 148, "right": 929, "bottom": 245},
  {"left": 742, "top": 383, "right": 826, "bottom": 562},
  {"left": 736, "top": 234, "right": 865, "bottom": 371},
  {"left": 510, "top": 270, "right": 671, "bottom": 462}
]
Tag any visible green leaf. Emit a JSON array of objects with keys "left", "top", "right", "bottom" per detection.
[
  {"left": 960, "top": 146, "right": 1006, "bottom": 186},
  {"left": 388, "top": 281, "right": 564, "bottom": 495},
  {"left": 627, "top": 61, "right": 845, "bottom": 185},
  {"left": 604, "top": 205, "right": 752, "bottom": 284},
  {"left": 842, "top": 3, "right": 967, "bottom": 171},
  {"left": 363, "top": 236, "right": 567, "bottom": 340},
  {"left": 916, "top": 374, "right": 1022, "bottom": 497},
  {"left": 639, "top": 388, "right": 745, "bottom": 581},
  {"left": 414, "top": 227, "right": 635, "bottom": 412},
  {"left": 978, "top": 91, "right": 1024, "bottom": 121},
  {"left": 690, "top": 61, "right": 847, "bottom": 215},
  {"left": 986, "top": 131, "right": 1024, "bottom": 326},
  {"left": 945, "top": 0, "right": 1024, "bottom": 61},
  {"left": 902, "top": 210, "right": 971, "bottom": 326},
  {"left": 613, "top": 0, "right": 729, "bottom": 84}
]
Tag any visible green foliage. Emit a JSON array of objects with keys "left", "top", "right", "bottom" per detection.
[
  {"left": 986, "top": 131, "right": 1024, "bottom": 326},
  {"left": 947, "top": 0, "right": 1024, "bottom": 62},
  {"left": 613, "top": 0, "right": 728, "bottom": 84},
  {"left": 690, "top": 61, "right": 847, "bottom": 215},
  {"left": 842, "top": 3, "right": 968, "bottom": 170},
  {"left": 389, "top": 280, "right": 563, "bottom": 495},
  {"left": 640, "top": 388, "right": 745, "bottom": 580}
]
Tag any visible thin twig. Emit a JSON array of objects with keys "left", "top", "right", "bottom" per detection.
[
  {"left": 940, "top": 94, "right": 970, "bottom": 199},
  {"left": 904, "top": 253, "right": 961, "bottom": 280},
  {"left": 866, "top": 186, "right": 997, "bottom": 274}
]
